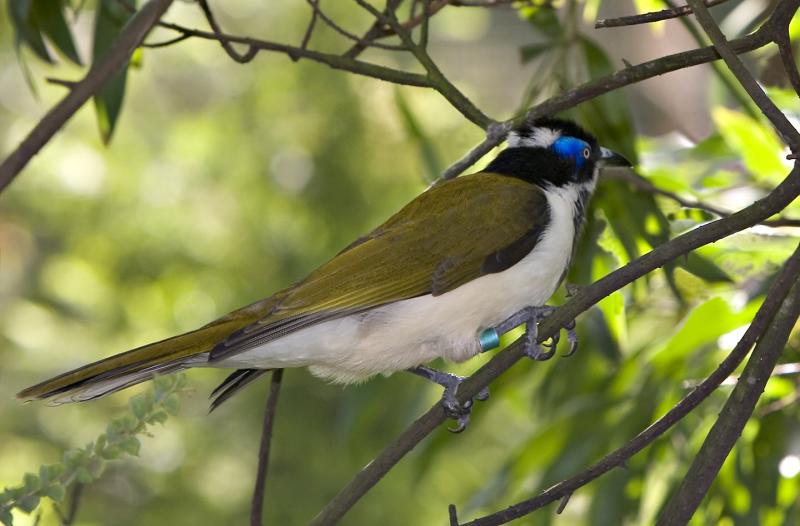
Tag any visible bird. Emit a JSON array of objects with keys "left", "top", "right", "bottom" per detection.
[{"left": 17, "top": 117, "right": 630, "bottom": 430}]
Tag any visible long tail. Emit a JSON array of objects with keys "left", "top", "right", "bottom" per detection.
[{"left": 17, "top": 319, "right": 245, "bottom": 405}]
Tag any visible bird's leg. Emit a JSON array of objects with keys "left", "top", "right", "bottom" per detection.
[
  {"left": 482, "top": 306, "right": 578, "bottom": 360},
  {"left": 408, "top": 365, "right": 489, "bottom": 433}
]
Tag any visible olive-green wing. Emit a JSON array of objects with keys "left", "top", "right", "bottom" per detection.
[{"left": 210, "top": 173, "right": 550, "bottom": 361}]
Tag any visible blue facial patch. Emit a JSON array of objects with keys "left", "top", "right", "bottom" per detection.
[{"left": 552, "top": 136, "right": 590, "bottom": 169}]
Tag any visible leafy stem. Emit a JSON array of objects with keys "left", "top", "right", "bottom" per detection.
[{"left": 0, "top": 375, "right": 186, "bottom": 526}]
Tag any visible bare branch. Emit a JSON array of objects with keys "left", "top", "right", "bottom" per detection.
[
  {"left": 250, "top": 369, "right": 284, "bottom": 526},
  {"left": 142, "top": 33, "right": 192, "bottom": 48},
  {"left": 775, "top": 30, "right": 800, "bottom": 99},
  {"left": 303, "top": 0, "right": 405, "bottom": 52},
  {"left": 442, "top": 20, "right": 777, "bottom": 179},
  {"left": 656, "top": 278, "right": 800, "bottom": 525},
  {"left": 596, "top": 0, "right": 730, "bottom": 29},
  {"left": 0, "top": 0, "right": 175, "bottom": 193},
  {"left": 343, "top": 0, "right": 405, "bottom": 59},
  {"left": 299, "top": 0, "right": 320, "bottom": 53},
  {"left": 687, "top": 0, "right": 800, "bottom": 151},
  {"left": 355, "top": 0, "right": 493, "bottom": 127},
  {"left": 309, "top": 165, "right": 800, "bottom": 525},
  {"left": 197, "top": 0, "right": 258, "bottom": 63},
  {"left": 146, "top": 19, "right": 432, "bottom": 87},
  {"left": 458, "top": 242, "right": 800, "bottom": 526}
]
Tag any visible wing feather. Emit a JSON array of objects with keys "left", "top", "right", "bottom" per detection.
[{"left": 210, "top": 173, "right": 549, "bottom": 361}]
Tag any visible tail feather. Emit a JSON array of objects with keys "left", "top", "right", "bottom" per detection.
[
  {"left": 17, "top": 319, "right": 244, "bottom": 404},
  {"left": 208, "top": 368, "right": 271, "bottom": 412}
]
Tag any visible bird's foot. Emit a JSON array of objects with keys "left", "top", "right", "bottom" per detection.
[
  {"left": 408, "top": 365, "right": 489, "bottom": 433},
  {"left": 490, "top": 306, "right": 578, "bottom": 360}
]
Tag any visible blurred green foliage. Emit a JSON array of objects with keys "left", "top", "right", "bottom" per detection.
[{"left": 2, "top": 1, "right": 800, "bottom": 526}]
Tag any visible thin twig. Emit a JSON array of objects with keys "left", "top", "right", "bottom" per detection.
[
  {"left": 460, "top": 241, "right": 800, "bottom": 526},
  {"left": 57, "top": 483, "right": 83, "bottom": 526},
  {"left": 596, "top": 0, "right": 730, "bottom": 29},
  {"left": 299, "top": 0, "right": 320, "bottom": 53},
  {"left": 303, "top": 0, "right": 405, "bottom": 51},
  {"left": 196, "top": 0, "right": 258, "bottom": 63},
  {"left": 309, "top": 165, "right": 800, "bottom": 525},
  {"left": 656, "top": 278, "right": 800, "bottom": 525},
  {"left": 116, "top": 4, "right": 433, "bottom": 87},
  {"left": 0, "top": 0, "right": 175, "bottom": 193},
  {"left": 141, "top": 33, "right": 192, "bottom": 48},
  {"left": 775, "top": 30, "right": 800, "bottom": 98},
  {"left": 441, "top": 18, "right": 777, "bottom": 180},
  {"left": 663, "top": 0, "right": 761, "bottom": 121},
  {"left": 250, "top": 369, "right": 284, "bottom": 526},
  {"left": 44, "top": 77, "right": 78, "bottom": 89},
  {"left": 449, "top": 504, "right": 460, "bottom": 526},
  {"left": 343, "top": 0, "right": 405, "bottom": 59},
  {"left": 604, "top": 170, "right": 800, "bottom": 228},
  {"left": 355, "top": 0, "right": 493, "bottom": 127}
]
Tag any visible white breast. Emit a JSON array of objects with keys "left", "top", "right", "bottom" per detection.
[{"left": 219, "top": 185, "right": 584, "bottom": 383}]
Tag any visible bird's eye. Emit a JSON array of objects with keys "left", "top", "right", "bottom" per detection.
[{"left": 582, "top": 148, "right": 591, "bottom": 159}]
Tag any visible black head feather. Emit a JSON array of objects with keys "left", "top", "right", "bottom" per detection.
[{"left": 484, "top": 117, "right": 602, "bottom": 188}]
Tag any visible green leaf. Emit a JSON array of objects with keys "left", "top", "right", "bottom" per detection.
[
  {"left": 163, "top": 393, "right": 180, "bottom": 416},
  {"left": 0, "top": 506, "right": 13, "bottom": 526},
  {"left": 712, "top": 107, "right": 787, "bottom": 183},
  {"left": 74, "top": 467, "right": 93, "bottom": 484},
  {"left": 147, "top": 410, "right": 168, "bottom": 425},
  {"left": 38, "top": 464, "right": 64, "bottom": 483},
  {"left": 8, "top": 0, "right": 53, "bottom": 63},
  {"left": 93, "top": 0, "right": 136, "bottom": 143},
  {"left": 16, "top": 495, "right": 40, "bottom": 514},
  {"left": 679, "top": 252, "right": 733, "bottom": 283},
  {"left": 62, "top": 451, "right": 81, "bottom": 470},
  {"left": 40, "top": 483, "right": 65, "bottom": 502},
  {"left": 32, "top": 0, "right": 81, "bottom": 64},
  {"left": 519, "top": 42, "right": 552, "bottom": 63},
  {"left": 119, "top": 436, "right": 141, "bottom": 456},
  {"left": 129, "top": 393, "right": 151, "bottom": 420},
  {"left": 22, "top": 474, "right": 40, "bottom": 493}
]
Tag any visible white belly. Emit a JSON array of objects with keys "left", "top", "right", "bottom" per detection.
[{"left": 219, "top": 189, "right": 578, "bottom": 383}]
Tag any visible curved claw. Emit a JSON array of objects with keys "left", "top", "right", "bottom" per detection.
[
  {"left": 530, "top": 346, "right": 556, "bottom": 361},
  {"left": 442, "top": 393, "right": 473, "bottom": 433},
  {"left": 448, "top": 415, "right": 470, "bottom": 433}
]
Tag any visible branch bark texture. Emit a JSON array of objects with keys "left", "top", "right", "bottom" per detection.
[{"left": 656, "top": 280, "right": 800, "bottom": 526}]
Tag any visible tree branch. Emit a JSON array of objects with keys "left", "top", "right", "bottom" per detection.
[
  {"left": 443, "top": 0, "right": 800, "bottom": 180},
  {"left": 656, "top": 278, "right": 800, "bottom": 525},
  {"left": 108, "top": 0, "right": 433, "bottom": 88},
  {"left": 775, "top": 29, "right": 800, "bottom": 99},
  {"left": 0, "top": 0, "right": 175, "bottom": 194},
  {"left": 197, "top": 0, "right": 258, "bottom": 63},
  {"left": 596, "top": 0, "right": 730, "bottom": 29},
  {"left": 250, "top": 369, "right": 284, "bottom": 526},
  {"left": 441, "top": 24, "right": 774, "bottom": 179},
  {"left": 354, "top": 0, "right": 493, "bottom": 127},
  {"left": 309, "top": 164, "right": 800, "bottom": 525},
  {"left": 687, "top": 0, "right": 800, "bottom": 151},
  {"left": 459, "top": 242, "right": 800, "bottom": 526}
]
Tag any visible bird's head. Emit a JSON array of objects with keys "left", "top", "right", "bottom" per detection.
[{"left": 498, "top": 118, "right": 631, "bottom": 192}]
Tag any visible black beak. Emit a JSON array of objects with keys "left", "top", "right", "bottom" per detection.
[{"left": 599, "top": 147, "right": 632, "bottom": 167}]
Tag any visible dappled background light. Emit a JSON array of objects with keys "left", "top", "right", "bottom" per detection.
[{"left": 2, "top": 1, "right": 800, "bottom": 525}]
